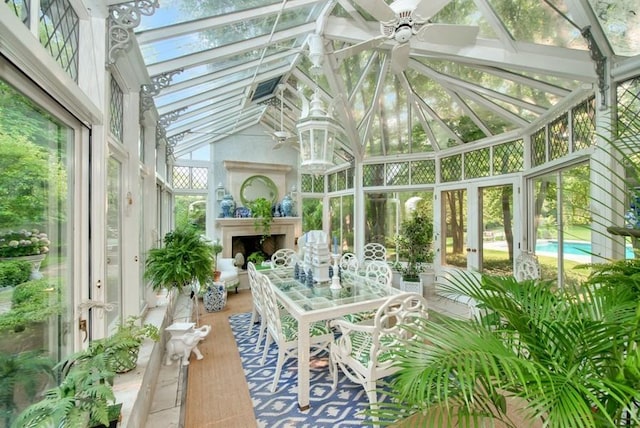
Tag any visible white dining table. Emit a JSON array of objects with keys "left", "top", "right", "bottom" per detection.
[{"left": 261, "top": 267, "right": 403, "bottom": 410}]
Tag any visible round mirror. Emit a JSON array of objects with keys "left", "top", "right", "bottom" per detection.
[{"left": 240, "top": 175, "right": 278, "bottom": 206}]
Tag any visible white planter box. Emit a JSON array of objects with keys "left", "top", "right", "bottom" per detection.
[{"left": 401, "top": 279, "right": 423, "bottom": 295}]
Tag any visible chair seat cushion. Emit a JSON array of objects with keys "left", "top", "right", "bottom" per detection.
[
  {"left": 347, "top": 331, "right": 395, "bottom": 366},
  {"left": 281, "top": 315, "right": 331, "bottom": 341}
]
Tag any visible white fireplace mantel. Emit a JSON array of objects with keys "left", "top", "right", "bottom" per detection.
[{"left": 216, "top": 217, "right": 301, "bottom": 258}]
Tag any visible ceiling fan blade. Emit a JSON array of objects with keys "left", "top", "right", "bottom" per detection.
[
  {"left": 333, "top": 36, "right": 387, "bottom": 62},
  {"left": 352, "top": 0, "right": 396, "bottom": 23},
  {"left": 390, "top": 43, "right": 410, "bottom": 74},
  {"left": 415, "top": 24, "right": 479, "bottom": 45},
  {"left": 413, "top": 0, "right": 451, "bottom": 21}
]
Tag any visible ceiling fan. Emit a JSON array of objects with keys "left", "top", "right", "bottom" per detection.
[
  {"left": 351, "top": 0, "right": 479, "bottom": 73},
  {"left": 265, "top": 85, "right": 297, "bottom": 150}
]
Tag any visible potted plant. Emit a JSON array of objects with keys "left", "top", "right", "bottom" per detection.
[
  {"left": 0, "top": 229, "right": 50, "bottom": 279},
  {"left": 99, "top": 316, "right": 159, "bottom": 373},
  {"left": 370, "top": 267, "right": 640, "bottom": 427},
  {"left": 12, "top": 345, "right": 120, "bottom": 428},
  {"left": 144, "top": 225, "right": 216, "bottom": 294},
  {"left": 247, "top": 251, "right": 266, "bottom": 268},
  {"left": 211, "top": 240, "right": 223, "bottom": 282},
  {"left": 395, "top": 211, "right": 434, "bottom": 292},
  {"left": 248, "top": 197, "right": 274, "bottom": 244}
]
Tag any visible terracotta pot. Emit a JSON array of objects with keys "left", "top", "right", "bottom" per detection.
[{"left": 213, "top": 270, "right": 222, "bottom": 281}]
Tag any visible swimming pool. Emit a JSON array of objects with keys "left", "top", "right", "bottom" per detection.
[{"left": 535, "top": 240, "right": 634, "bottom": 259}]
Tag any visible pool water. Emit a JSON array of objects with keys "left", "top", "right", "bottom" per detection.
[{"left": 535, "top": 240, "right": 634, "bottom": 259}]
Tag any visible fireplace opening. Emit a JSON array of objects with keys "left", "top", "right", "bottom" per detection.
[{"left": 231, "top": 234, "right": 287, "bottom": 269}]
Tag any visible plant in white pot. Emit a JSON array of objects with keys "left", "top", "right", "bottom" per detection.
[{"left": 395, "top": 211, "right": 434, "bottom": 294}]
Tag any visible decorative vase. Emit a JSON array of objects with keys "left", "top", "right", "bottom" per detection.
[
  {"left": 203, "top": 283, "right": 227, "bottom": 312},
  {"left": 220, "top": 194, "right": 235, "bottom": 218},
  {"left": 280, "top": 195, "right": 293, "bottom": 217}
]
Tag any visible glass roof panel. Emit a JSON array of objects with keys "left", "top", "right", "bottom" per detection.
[
  {"left": 462, "top": 98, "right": 519, "bottom": 135},
  {"left": 137, "top": 0, "right": 281, "bottom": 31},
  {"left": 484, "top": 0, "right": 587, "bottom": 49},
  {"left": 421, "top": 59, "right": 555, "bottom": 108},
  {"left": 432, "top": 0, "right": 499, "bottom": 39},
  {"left": 588, "top": 0, "right": 640, "bottom": 56},
  {"left": 340, "top": 51, "right": 381, "bottom": 126},
  {"left": 377, "top": 73, "right": 410, "bottom": 156},
  {"left": 410, "top": 102, "right": 434, "bottom": 153},
  {"left": 140, "top": 4, "right": 317, "bottom": 66},
  {"left": 156, "top": 70, "right": 255, "bottom": 104}
]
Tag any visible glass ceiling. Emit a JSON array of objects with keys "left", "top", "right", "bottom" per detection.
[{"left": 134, "top": 0, "right": 640, "bottom": 162}]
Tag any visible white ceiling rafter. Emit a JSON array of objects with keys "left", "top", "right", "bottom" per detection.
[
  {"left": 470, "top": 64, "right": 572, "bottom": 97},
  {"left": 413, "top": 95, "right": 464, "bottom": 146},
  {"left": 454, "top": 86, "right": 532, "bottom": 127},
  {"left": 410, "top": 60, "right": 548, "bottom": 116},
  {"left": 411, "top": 94, "right": 440, "bottom": 151}
]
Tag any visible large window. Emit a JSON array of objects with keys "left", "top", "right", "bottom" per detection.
[
  {"left": 329, "top": 195, "right": 354, "bottom": 253},
  {"left": 0, "top": 73, "right": 78, "bottom": 424},
  {"left": 364, "top": 191, "right": 433, "bottom": 262}
]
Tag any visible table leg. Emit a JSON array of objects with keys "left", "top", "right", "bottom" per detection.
[{"left": 298, "top": 318, "right": 311, "bottom": 410}]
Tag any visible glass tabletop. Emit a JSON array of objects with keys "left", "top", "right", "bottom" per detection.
[{"left": 261, "top": 268, "right": 399, "bottom": 313}]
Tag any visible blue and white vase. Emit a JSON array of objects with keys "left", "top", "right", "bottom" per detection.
[
  {"left": 203, "top": 283, "right": 227, "bottom": 312},
  {"left": 220, "top": 194, "right": 235, "bottom": 218},
  {"left": 281, "top": 195, "right": 293, "bottom": 217}
]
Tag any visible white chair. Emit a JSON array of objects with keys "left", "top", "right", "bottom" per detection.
[
  {"left": 362, "top": 243, "right": 387, "bottom": 269},
  {"left": 515, "top": 251, "right": 541, "bottom": 281},
  {"left": 258, "top": 272, "right": 333, "bottom": 393},
  {"left": 217, "top": 257, "right": 239, "bottom": 293},
  {"left": 270, "top": 248, "right": 297, "bottom": 268},
  {"left": 340, "top": 252, "right": 359, "bottom": 274},
  {"left": 247, "top": 262, "right": 267, "bottom": 352},
  {"left": 330, "top": 293, "right": 429, "bottom": 416},
  {"left": 364, "top": 260, "right": 393, "bottom": 287}
]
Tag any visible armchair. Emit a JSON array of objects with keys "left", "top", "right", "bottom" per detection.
[
  {"left": 330, "top": 293, "right": 429, "bottom": 418},
  {"left": 217, "top": 257, "right": 239, "bottom": 293}
]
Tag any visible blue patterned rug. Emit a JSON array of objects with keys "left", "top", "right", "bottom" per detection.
[{"left": 229, "top": 312, "right": 397, "bottom": 428}]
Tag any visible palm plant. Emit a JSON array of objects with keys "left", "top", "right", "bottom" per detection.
[
  {"left": 374, "top": 269, "right": 640, "bottom": 427},
  {"left": 144, "top": 225, "right": 216, "bottom": 292},
  {"left": 0, "top": 350, "right": 54, "bottom": 427}
]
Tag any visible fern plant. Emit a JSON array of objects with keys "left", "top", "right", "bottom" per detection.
[
  {"left": 144, "top": 225, "right": 216, "bottom": 292},
  {"left": 248, "top": 197, "right": 274, "bottom": 244},
  {"left": 12, "top": 349, "right": 117, "bottom": 428}
]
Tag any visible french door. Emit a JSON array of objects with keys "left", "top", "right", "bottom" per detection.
[{"left": 438, "top": 178, "right": 520, "bottom": 275}]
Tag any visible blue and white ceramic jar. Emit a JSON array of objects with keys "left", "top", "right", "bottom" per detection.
[
  {"left": 220, "top": 194, "right": 235, "bottom": 218},
  {"left": 280, "top": 195, "right": 293, "bottom": 217},
  {"left": 204, "top": 282, "right": 227, "bottom": 312}
]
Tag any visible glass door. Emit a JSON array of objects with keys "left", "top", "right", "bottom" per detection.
[
  {"left": 106, "top": 157, "right": 123, "bottom": 331},
  {"left": 441, "top": 188, "right": 469, "bottom": 269},
  {"left": 479, "top": 184, "right": 515, "bottom": 276}
]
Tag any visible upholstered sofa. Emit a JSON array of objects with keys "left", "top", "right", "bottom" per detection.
[{"left": 218, "top": 257, "right": 239, "bottom": 293}]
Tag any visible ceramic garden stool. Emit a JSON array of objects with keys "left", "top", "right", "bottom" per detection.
[{"left": 203, "top": 282, "right": 227, "bottom": 312}]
